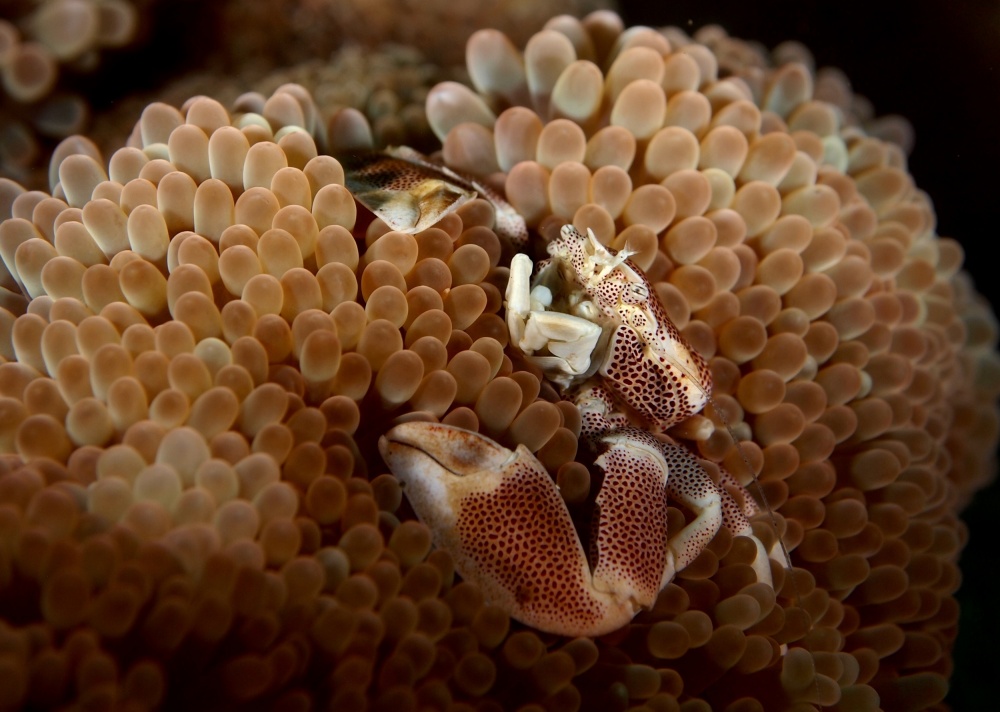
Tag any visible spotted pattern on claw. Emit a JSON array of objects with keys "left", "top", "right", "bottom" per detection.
[
  {"left": 456, "top": 461, "right": 611, "bottom": 630},
  {"left": 579, "top": 385, "right": 770, "bottom": 597},
  {"left": 378, "top": 421, "right": 639, "bottom": 637},
  {"left": 603, "top": 324, "right": 702, "bottom": 430},
  {"left": 588, "top": 442, "right": 669, "bottom": 608}
]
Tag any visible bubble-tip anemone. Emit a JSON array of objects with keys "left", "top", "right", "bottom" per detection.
[{"left": 0, "top": 6, "right": 997, "bottom": 711}]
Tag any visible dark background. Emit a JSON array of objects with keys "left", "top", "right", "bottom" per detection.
[{"left": 617, "top": 1, "right": 999, "bottom": 708}]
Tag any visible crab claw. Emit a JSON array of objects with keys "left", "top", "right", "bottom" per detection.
[
  {"left": 577, "top": 386, "right": 774, "bottom": 594},
  {"left": 378, "top": 422, "right": 647, "bottom": 636}
]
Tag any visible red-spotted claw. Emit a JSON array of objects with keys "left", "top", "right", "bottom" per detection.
[
  {"left": 379, "top": 413, "right": 772, "bottom": 638},
  {"left": 378, "top": 421, "right": 645, "bottom": 636}
]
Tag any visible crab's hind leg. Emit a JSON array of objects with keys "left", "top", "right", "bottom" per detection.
[
  {"left": 716, "top": 462, "right": 790, "bottom": 572},
  {"left": 662, "top": 445, "right": 774, "bottom": 589},
  {"left": 716, "top": 466, "right": 761, "bottom": 520}
]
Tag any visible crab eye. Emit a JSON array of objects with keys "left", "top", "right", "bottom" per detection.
[{"left": 624, "top": 283, "right": 649, "bottom": 304}]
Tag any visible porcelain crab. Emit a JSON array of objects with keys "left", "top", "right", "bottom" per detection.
[
  {"left": 342, "top": 141, "right": 779, "bottom": 636},
  {"left": 378, "top": 222, "right": 776, "bottom": 637}
]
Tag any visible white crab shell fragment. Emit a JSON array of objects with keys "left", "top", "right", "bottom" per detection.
[
  {"left": 340, "top": 146, "right": 529, "bottom": 246},
  {"left": 340, "top": 148, "right": 477, "bottom": 234}
]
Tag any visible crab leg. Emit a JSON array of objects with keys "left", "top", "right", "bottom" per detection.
[
  {"left": 578, "top": 386, "right": 773, "bottom": 591},
  {"left": 379, "top": 421, "right": 644, "bottom": 636}
]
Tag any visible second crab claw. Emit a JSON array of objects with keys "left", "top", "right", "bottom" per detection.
[{"left": 378, "top": 421, "right": 653, "bottom": 637}]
